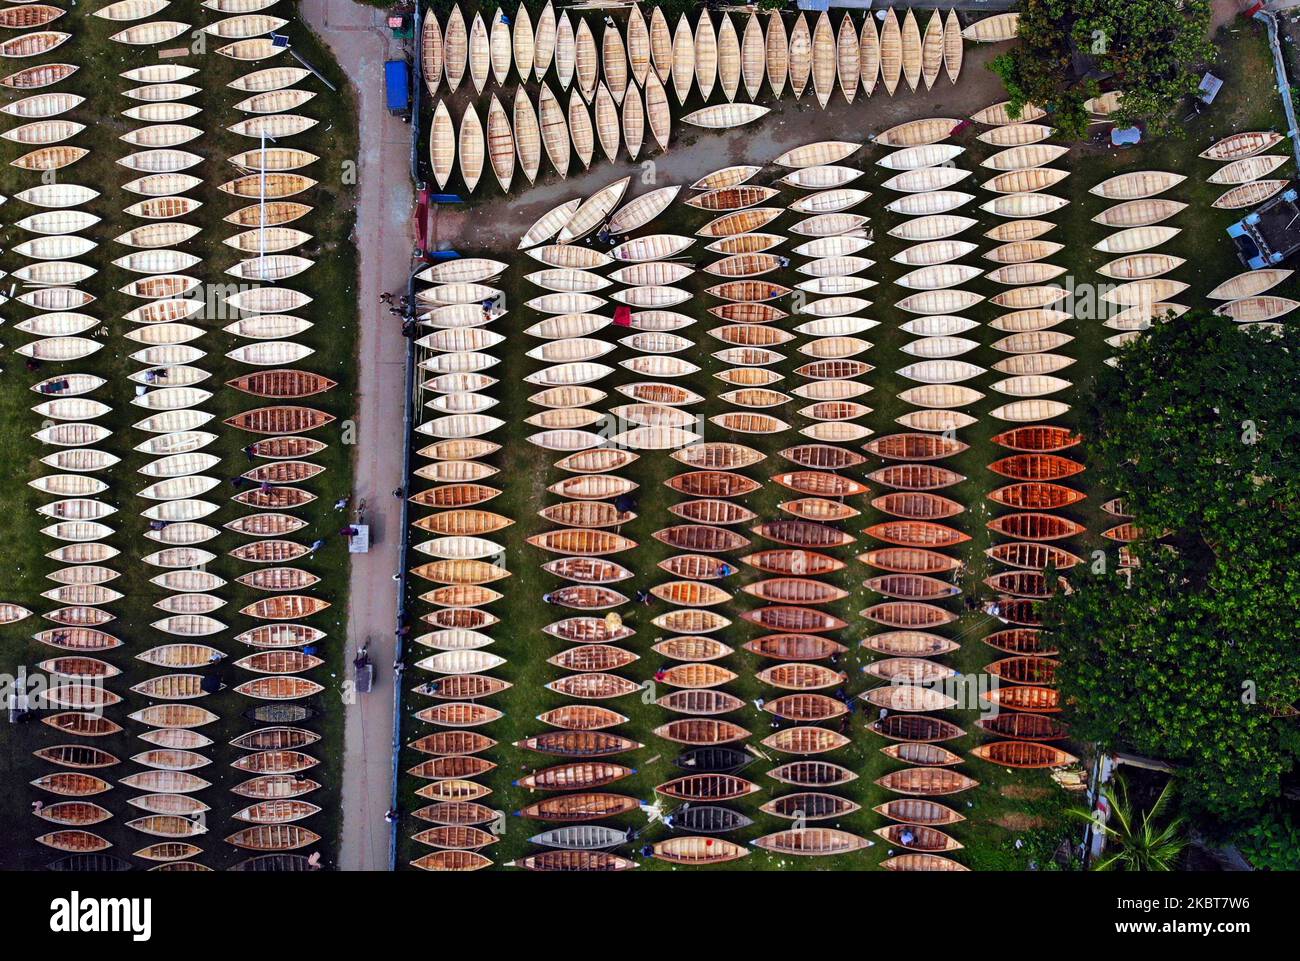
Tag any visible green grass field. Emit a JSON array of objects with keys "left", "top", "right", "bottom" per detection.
[
  {"left": 0, "top": 2, "right": 359, "bottom": 870},
  {"left": 397, "top": 21, "right": 1287, "bottom": 871}
]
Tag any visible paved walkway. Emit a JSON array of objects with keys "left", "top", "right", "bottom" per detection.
[{"left": 299, "top": 0, "right": 415, "bottom": 871}]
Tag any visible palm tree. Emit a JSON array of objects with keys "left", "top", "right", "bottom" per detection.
[{"left": 1072, "top": 775, "right": 1187, "bottom": 871}]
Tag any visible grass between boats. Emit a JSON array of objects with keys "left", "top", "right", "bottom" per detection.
[
  {"left": 396, "top": 23, "right": 1287, "bottom": 870},
  {"left": 0, "top": 2, "right": 360, "bottom": 870}
]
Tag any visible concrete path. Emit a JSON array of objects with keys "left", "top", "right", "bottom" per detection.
[{"left": 300, "top": 0, "right": 414, "bottom": 871}]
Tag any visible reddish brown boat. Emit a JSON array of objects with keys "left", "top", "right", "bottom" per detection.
[
  {"left": 33, "top": 745, "right": 119, "bottom": 769},
  {"left": 657, "top": 554, "right": 735, "bottom": 580},
  {"left": 515, "top": 731, "right": 642, "bottom": 757},
  {"left": 652, "top": 637, "right": 733, "bottom": 661},
  {"left": 517, "top": 792, "right": 640, "bottom": 821},
  {"left": 987, "top": 513, "right": 1084, "bottom": 541},
  {"left": 1102, "top": 523, "right": 1141, "bottom": 542},
  {"left": 872, "top": 491, "right": 963, "bottom": 520},
  {"left": 516, "top": 762, "right": 633, "bottom": 791},
  {"left": 652, "top": 524, "right": 750, "bottom": 553},
  {"left": 972, "top": 740, "right": 1076, "bottom": 768},
  {"left": 249, "top": 436, "right": 327, "bottom": 459},
  {"left": 548, "top": 644, "right": 638, "bottom": 673},
  {"left": 543, "top": 585, "right": 627, "bottom": 610},
  {"left": 881, "top": 742, "right": 962, "bottom": 766},
  {"left": 862, "top": 601, "right": 957, "bottom": 629},
  {"left": 670, "top": 442, "right": 765, "bottom": 470},
  {"left": 417, "top": 674, "right": 511, "bottom": 700},
  {"left": 423, "top": 608, "right": 498, "bottom": 631},
  {"left": 866, "top": 521, "right": 969, "bottom": 548},
  {"left": 654, "top": 774, "right": 760, "bottom": 801},
  {"left": 762, "top": 727, "right": 851, "bottom": 754},
  {"left": 542, "top": 558, "right": 632, "bottom": 584},
  {"left": 709, "top": 302, "right": 786, "bottom": 323},
  {"left": 866, "top": 573, "right": 960, "bottom": 600},
  {"left": 983, "top": 628, "right": 1056, "bottom": 656},
  {"left": 546, "top": 673, "right": 639, "bottom": 700},
  {"left": 796, "top": 359, "right": 871, "bottom": 379},
  {"left": 862, "top": 631, "right": 959, "bottom": 657},
  {"left": 988, "top": 482, "right": 1085, "bottom": 510},
  {"left": 653, "top": 718, "right": 749, "bottom": 745},
  {"left": 767, "top": 760, "right": 856, "bottom": 787},
  {"left": 992, "top": 425, "right": 1081, "bottom": 452},
  {"left": 412, "top": 801, "right": 497, "bottom": 826},
  {"left": 410, "top": 850, "right": 492, "bottom": 870},
  {"left": 410, "top": 827, "right": 496, "bottom": 847},
  {"left": 742, "top": 578, "right": 846, "bottom": 604},
  {"left": 543, "top": 617, "right": 635, "bottom": 644},
  {"left": 666, "top": 471, "right": 761, "bottom": 497},
  {"left": 874, "top": 823, "right": 963, "bottom": 852},
  {"left": 413, "top": 509, "right": 513, "bottom": 536},
  {"left": 780, "top": 444, "right": 866, "bottom": 470},
  {"left": 771, "top": 470, "right": 869, "bottom": 498},
  {"left": 742, "top": 605, "right": 846, "bottom": 633},
  {"left": 978, "top": 712, "right": 1069, "bottom": 741},
  {"left": 986, "top": 655, "right": 1058, "bottom": 685},
  {"left": 869, "top": 714, "right": 965, "bottom": 742},
  {"left": 408, "top": 731, "right": 495, "bottom": 757},
  {"left": 526, "top": 529, "right": 636, "bottom": 555},
  {"left": 859, "top": 547, "right": 961, "bottom": 574},
  {"left": 993, "top": 598, "right": 1044, "bottom": 626},
  {"left": 43, "top": 712, "right": 123, "bottom": 738},
  {"left": 982, "top": 684, "right": 1060, "bottom": 712},
  {"left": 421, "top": 584, "right": 503, "bottom": 607},
  {"left": 669, "top": 499, "right": 756, "bottom": 526},
  {"left": 988, "top": 453, "right": 1084, "bottom": 481},
  {"left": 234, "top": 487, "right": 316, "bottom": 509},
  {"left": 508, "top": 851, "right": 636, "bottom": 870},
  {"left": 865, "top": 433, "right": 968, "bottom": 461},
  {"left": 985, "top": 571, "right": 1068, "bottom": 598},
  {"left": 762, "top": 693, "right": 847, "bottom": 722},
  {"left": 659, "top": 663, "right": 737, "bottom": 688},
  {"left": 744, "top": 633, "right": 846, "bottom": 660},
  {"left": 227, "top": 369, "right": 337, "bottom": 398},
  {"left": 868, "top": 464, "right": 964, "bottom": 490},
  {"left": 985, "top": 542, "right": 1082, "bottom": 570},
  {"left": 35, "top": 801, "right": 112, "bottom": 827},
  {"left": 874, "top": 798, "right": 965, "bottom": 826},
  {"left": 410, "top": 484, "right": 501, "bottom": 509},
  {"left": 876, "top": 768, "right": 978, "bottom": 796},
  {"left": 243, "top": 461, "right": 325, "bottom": 484},
  {"left": 37, "top": 830, "right": 111, "bottom": 853},
  {"left": 536, "top": 705, "right": 628, "bottom": 730},
  {"left": 225, "top": 406, "right": 335, "bottom": 435},
  {"left": 755, "top": 663, "right": 845, "bottom": 690},
  {"left": 657, "top": 689, "right": 746, "bottom": 715},
  {"left": 740, "top": 548, "right": 845, "bottom": 576},
  {"left": 413, "top": 704, "right": 503, "bottom": 727},
  {"left": 408, "top": 756, "right": 497, "bottom": 780},
  {"left": 751, "top": 520, "right": 854, "bottom": 549}
]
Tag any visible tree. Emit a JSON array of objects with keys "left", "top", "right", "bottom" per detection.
[
  {"left": 1048, "top": 313, "right": 1300, "bottom": 819},
  {"left": 990, "top": 0, "right": 1214, "bottom": 138},
  {"left": 1073, "top": 776, "right": 1187, "bottom": 871}
]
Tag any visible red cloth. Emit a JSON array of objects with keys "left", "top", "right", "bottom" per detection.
[{"left": 613, "top": 305, "right": 632, "bottom": 326}]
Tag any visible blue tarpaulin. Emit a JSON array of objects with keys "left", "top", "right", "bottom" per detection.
[
  {"left": 1111, "top": 127, "right": 1141, "bottom": 146},
  {"left": 384, "top": 60, "right": 409, "bottom": 113}
]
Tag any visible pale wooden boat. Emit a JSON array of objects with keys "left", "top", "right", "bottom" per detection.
[
  {"left": 645, "top": 71, "right": 670, "bottom": 151},
  {"left": 568, "top": 88, "right": 594, "bottom": 169},
  {"left": 534, "top": 0, "right": 556, "bottom": 79},
  {"left": 3, "top": 118, "right": 84, "bottom": 145},
  {"left": 1090, "top": 170, "right": 1186, "bottom": 200},
  {"left": 1213, "top": 180, "right": 1286, "bottom": 209},
  {"left": 1208, "top": 154, "right": 1287, "bottom": 184},
  {"left": 458, "top": 102, "right": 484, "bottom": 193},
  {"left": 766, "top": 9, "right": 788, "bottom": 97},
  {"left": 963, "top": 12, "right": 1019, "bottom": 42},
  {"left": 671, "top": 12, "right": 694, "bottom": 104},
  {"left": 0, "top": 31, "right": 70, "bottom": 58},
  {"left": 421, "top": 9, "right": 443, "bottom": 97},
  {"left": 877, "top": 8, "right": 902, "bottom": 94},
  {"left": 978, "top": 122, "right": 1054, "bottom": 147},
  {"left": 775, "top": 140, "right": 860, "bottom": 169},
  {"left": 810, "top": 12, "right": 835, "bottom": 108},
  {"left": 1093, "top": 225, "right": 1180, "bottom": 254},
  {"left": 980, "top": 192, "right": 1069, "bottom": 218},
  {"left": 490, "top": 8, "right": 511, "bottom": 86},
  {"left": 626, "top": 4, "right": 649, "bottom": 86},
  {"left": 1207, "top": 268, "right": 1292, "bottom": 301},
  {"left": 1200, "top": 130, "right": 1283, "bottom": 162},
  {"left": 921, "top": 9, "right": 944, "bottom": 89},
  {"left": 833, "top": 13, "right": 860, "bottom": 104},
  {"left": 788, "top": 13, "right": 811, "bottom": 98},
  {"left": 695, "top": 10, "right": 718, "bottom": 101},
  {"left": 554, "top": 10, "right": 574, "bottom": 89},
  {"left": 468, "top": 11, "right": 489, "bottom": 94},
  {"left": 594, "top": 82, "right": 620, "bottom": 162},
  {"left": 3, "top": 92, "right": 83, "bottom": 119},
  {"left": 575, "top": 16, "right": 597, "bottom": 101},
  {"left": 740, "top": 14, "right": 764, "bottom": 100},
  {"left": 1215, "top": 295, "right": 1299, "bottom": 322},
  {"left": 602, "top": 23, "right": 627, "bottom": 103},
  {"left": 972, "top": 100, "right": 1046, "bottom": 125},
  {"left": 111, "top": 21, "right": 190, "bottom": 46},
  {"left": 558, "top": 177, "right": 630, "bottom": 242},
  {"left": 537, "top": 82, "right": 569, "bottom": 177},
  {"left": 622, "top": 82, "right": 644, "bottom": 160},
  {"left": 429, "top": 100, "right": 455, "bottom": 190},
  {"left": 444, "top": 4, "right": 467, "bottom": 93},
  {"left": 715, "top": 13, "right": 740, "bottom": 101},
  {"left": 204, "top": 13, "right": 287, "bottom": 38},
  {"left": 943, "top": 9, "right": 963, "bottom": 83},
  {"left": 608, "top": 185, "right": 679, "bottom": 235},
  {"left": 480, "top": 94, "right": 513, "bottom": 194},
  {"left": 509, "top": 88, "right": 540, "bottom": 184}
]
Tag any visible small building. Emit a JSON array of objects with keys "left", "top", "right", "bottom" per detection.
[{"left": 1227, "top": 187, "right": 1300, "bottom": 268}]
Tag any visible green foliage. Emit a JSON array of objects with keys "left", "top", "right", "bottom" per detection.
[
  {"left": 1049, "top": 313, "right": 1300, "bottom": 820},
  {"left": 991, "top": 0, "right": 1212, "bottom": 138},
  {"left": 1232, "top": 806, "right": 1300, "bottom": 870},
  {"left": 756, "top": 0, "right": 788, "bottom": 11},
  {"left": 1073, "top": 777, "right": 1187, "bottom": 870}
]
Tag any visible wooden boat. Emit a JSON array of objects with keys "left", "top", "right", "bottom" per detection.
[
  {"left": 788, "top": 12, "right": 811, "bottom": 98},
  {"left": 876, "top": 768, "right": 978, "bottom": 796},
  {"left": 1214, "top": 180, "right": 1288, "bottom": 209},
  {"left": 972, "top": 741, "right": 1076, "bottom": 768},
  {"left": 1200, "top": 130, "right": 1283, "bottom": 161},
  {"left": 767, "top": 758, "right": 855, "bottom": 786},
  {"left": 754, "top": 828, "right": 869, "bottom": 856},
  {"left": 458, "top": 102, "right": 483, "bottom": 193}
]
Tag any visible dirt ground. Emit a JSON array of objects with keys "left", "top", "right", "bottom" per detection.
[{"left": 433, "top": 42, "right": 1009, "bottom": 250}]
